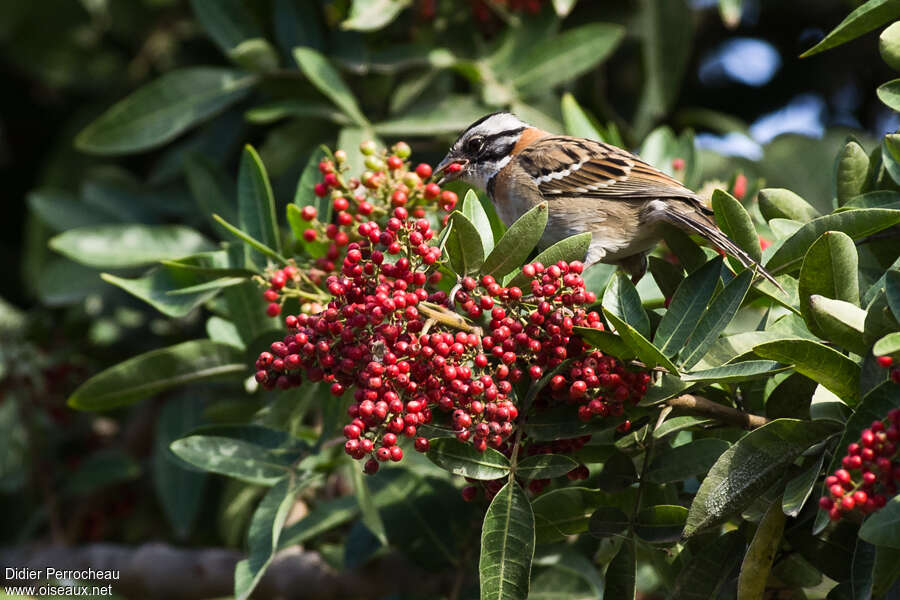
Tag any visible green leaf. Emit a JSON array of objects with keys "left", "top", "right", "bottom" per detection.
[
  {"left": 531, "top": 487, "right": 611, "bottom": 544},
  {"left": 286, "top": 204, "right": 328, "bottom": 258},
  {"left": 682, "top": 360, "right": 788, "bottom": 383},
  {"left": 798, "top": 230, "right": 859, "bottom": 337},
  {"left": 560, "top": 93, "right": 603, "bottom": 140},
  {"left": 102, "top": 268, "right": 233, "bottom": 318},
  {"left": 238, "top": 145, "right": 281, "bottom": 266},
  {"left": 679, "top": 270, "right": 753, "bottom": 369},
  {"left": 574, "top": 326, "right": 636, "bottom": 362},
  {"left": 348, "top": 461, "right": 388, "bottom": 546},
  {"left": 884, "top": 135, "right": 900, "bottom": 187},
  {"left": 737, "top": 498, "right": 786, "bottom": 600},
  {"left": 341, "top": 0, "right": 412, "bottom": 31},
  {"left": 507, "top": 23, "right": 624, "bottom": 97},
  {"left": 604, "top": 271, "right": 651, "bottom": 338},
  {"left": 293, "top": 47, "right": 367, "bottom": 126},
  {"left": 603, "top": 308, "right": 679, "bottom": 373},
  {"left": 661, "top": 225, "right": 709, "bottom": 273},
  {"left": 877, "top": 78, "right": 900, "bottom": 112},
  {"left": 278, "top": 495, "right": 358, "bottom": 548},
  {"left": 50, "top": 224, "right": 214, "bottom": 269},
  {"left": 520, "top": 405, "right": 619, "bottom": 442},
  {"left": 481, "top": 202, "right": 548, "bottom": 279},
  {"left": 635, "top": 0, "right": 693, "bottom": 135},
  {"left": 801, "top": 0, "right": 900, "bottom": 57},
  {"left": 654, "top": 416, "right": 717, "bottom": 439},
  {"left": 782, "top": 453, "right": 825, "bottom": 517},
  {"left": 515, "top": 454, "right": 578, "bottom": 481},
  {"left": 851, "top": 539, "right": 877, "bottom": 600},
  {"left": 684, "top": 419, "right": 834, "bottom": 536},
  {"left": 874, "top": 331, "right": 900, "bottom": 356},
  {"left": 507, "top": 233, "right": 591, "bottom": 289},
  {"left": 766, "top": 209, "right": 900, "bottom": 274},
  {"left": 588, "top": 506, "right": 629, "bottom": 539},
  {"left": 190, "top": 0, "right": 262, "bottom": 53},
  {"left": 213, "top": 214, "right": 287, "bottom": 266},
  {"left": 223, "top": 281, "right": 278, "bottom": 344},
  {"left": 75, "top": 68, "right": 257, "bottom": 155},
  {"left": 479, "top": 481, "right": 535, "bottom": 600},
  {"left": 246, "top": 100, "right": 350, "bottom": 126},
  {"left": 836, "top": 141, "right": 870, "bottom": 205},
  {"left": 882, "top": 21, "right": 900, "bottom": 70},
  {"left": 235, "top": 474, "right": 314, "bottom": 600},
  {"left": 68, "top": 341, "right": 245, "bottom": 411},
  {"left": 634, "top": 505, "right": 688, "bottom": 543},
  {"left": 758, "top": 188, "right": 821, "bottom": 223},
  {"left": 860, "top": 491, "right": 900, "bottom": 549},
  {"left": 604, "top": 538, "right": 636, "bottom": 600},
  {"left": 170, "top": 436, "right": 292, "bottom": 486},
  {"left": 712, "top": 189, "right": 760, "bottom": 265},
  {"left": 873, "top": 546, "right": 900, "bottom": 597},
  {"left": 754, "top": 339, "right": 861, "bottom": 405},
  {"left": 808, "top": 295, "right": 868, "bottom": 355},
  {"left": 228, "top": 38, "right": 280, "bottom": 73},
  {"left": 427, "top": 438, "right": 510, "bottom": 480},
  {"left": 27, "top": 188, "right": 117, "bottom": 231},
  {"left": 34, "top": 259, "right": 107, "bottom": 306},
  {"left": 461, "top": 189, "right": 495, "bottom": 256},
  {"left": 645, "top": 439, "right": 729, "bottom": 484},
  {"left": 654, "top": 257, "right": 722, "bottom": 358},
  {"left": 671, "top": 530, "right": 745, "bottom": 600},
  {"left": 841, "top": 190, "right": 900, "bottom": 210},
  {"left": 446, "top": 211, "right": 485, "bottom": 275}
]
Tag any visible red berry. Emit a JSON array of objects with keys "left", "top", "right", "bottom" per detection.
[
  {"left": 301, "top": 205, "right": 317, "bottom": 221},
  {"left": 416, "top": 163, "right": 432, "bottom": 179},
  {"left": 314, "top": 183, "right": 328, "bottom": 197},
  {"left": 672, "top": 158, "right": 685, "bottom": 171},
  {"left": 387, "top": 155, "right": 403, "bottom": 170},
  {"left": 364, "top": 459, "right": 379, "bottom": 474},
  {"left": 733, "top": 174, "right": 747, "bottom": 200},
  {"left": 877, "top": 355, "right": 894, "bottom": 368},
  {"left": 266, "top": 303, "right": 281, "bottom": 317},
  {"left": 424, "top": 183, "right": 441, "bottom": 199},
  {"left": 414, "top": 437, "right": 430, "bottom": 453},
  {"left": 303, "top": 228, "right": 317, "bottom": 242},
  {"left": 461, "top": 486, "right": 477, "bottom": 501}
]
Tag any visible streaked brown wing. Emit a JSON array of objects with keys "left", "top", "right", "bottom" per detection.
[{"left": 517, "top": 135, "right": 696, "bottom": 200}]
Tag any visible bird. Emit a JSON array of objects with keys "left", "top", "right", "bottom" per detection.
[{"left": 433, "top": 112, "right": 782, "bottom": 290}]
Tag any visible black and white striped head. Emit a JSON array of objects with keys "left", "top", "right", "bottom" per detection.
[{"left": 435, "top": 112, "right": 528, "bottom": 189}]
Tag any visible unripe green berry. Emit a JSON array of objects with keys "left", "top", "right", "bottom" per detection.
[
  {"left": 393, "top": 141, "right": 411, "bottom": 158},
  {"left": 403, "top": 172, "right": 421, "bottom": 188},
  {"left": 360, "top": 140, "right": 377, "bottom": 156},
  {"left": 364, "top": 156, "right": 384, "bottom": 171}
]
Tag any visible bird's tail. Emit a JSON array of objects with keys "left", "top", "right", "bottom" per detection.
[{"left": 662, "top": 205, "right": 785, "bottom": 293}]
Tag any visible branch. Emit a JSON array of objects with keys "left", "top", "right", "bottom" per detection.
[
  {"left": 665, "top": 394, "right": 769, "bottom": 429},
  {"left": 0, "top": 543, "right": 454, "bottom": 600}
]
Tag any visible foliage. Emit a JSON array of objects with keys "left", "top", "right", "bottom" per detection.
[{"left": 5, "top": 1, "right": 900, "bottom": 599}]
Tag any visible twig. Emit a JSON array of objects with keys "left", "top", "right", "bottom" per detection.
[{"left": 665, "top": 394, "right": 769, "bottom": 429}]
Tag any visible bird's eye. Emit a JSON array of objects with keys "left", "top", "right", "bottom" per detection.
[{"left": 466, "top": 136, "right": 485, "bottom": 154}]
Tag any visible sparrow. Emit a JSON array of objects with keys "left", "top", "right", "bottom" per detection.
[{"left": 434, "top": 112, "right": 781, "bottom": 289}]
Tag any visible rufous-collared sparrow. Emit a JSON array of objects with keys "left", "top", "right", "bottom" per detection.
[{"left": 434, "top": 112, "right": 780, "bottom": 289}]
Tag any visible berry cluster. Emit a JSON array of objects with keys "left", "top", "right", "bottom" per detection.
[
  {"left": 819, "top": 409, "right": 900, "bottom": 521},
  {"left": 876, "top": 355, "right": 900, "bottom": 384}
]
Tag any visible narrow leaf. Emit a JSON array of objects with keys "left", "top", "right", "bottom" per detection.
[
  {"left": 798, "top": 230, "right": 859, "bottom": 339},
  {"left": 684, "top": 419, "right": 834, "bottom": 536},
  {"left": 69, "top": 341, "right": 246, "bottom": 411},
  {"left": 515, "top": 454, "right": 578, "bottom": 481},
  {"left": 737, "top": 498, "right": 786, "bottom": 600},
  {"left": 754, "top": 339, "right": 861, "bottom": 405},
  {"left": 462, "top": 189, "right": 495, "bottom": 256},
  {"left": 654, "top": 257, "right": 722, "bottom": 357},
  {"left": 783, "top": 453, "right": 825, "bottom": 517},
  {"left": 482, "top": 202, "right": 548, "bottom": 279},
  {"left": 479, "top": 481, "right": 535, "bottom": 600},
  {"left": 170, "top": 436, "right": 290, "bottom": 486},
  {"left": 75, "top": 68, "right": 257, "bottom": 155},
  {"left": 604, "top": 538, "right": 636, "bottom": 600},
  {"left": 645, "top": 439, "right": 729, "bottom": 484},
  {"left": 679, "top": 269, "right": 753, "bottom": 369},
  {"left": 427, "top": 438, "right": 510, "bottom": 480},
  {"left": 604, "top": 271, "right": 651, "bottom": 338},
  {"left": 293, "top": 47, "right": 368, "bottom": 126},
  {"left": 758, "top": 188, "right": 821, "bottom": 223},
  {"left": 446, "top": 211, "right": 485, "bottom": 275},
  {"left": 50, "top": 224, "right": 214, "bottom": 269},
  {"left": 712, "top": 189, "right": 760, "bottom": 263},
  {"left": 603, "top": 308, "right": 679, "bottom": 373},
  {"left": 800, "top": 0, "right": 900, "bottom": 57}
]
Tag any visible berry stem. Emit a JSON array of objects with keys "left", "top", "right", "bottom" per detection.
[
  {"left": 666, "top": 394, "right": 769, "bottom": 429},
  {"left": 418, "top": 302, "right": 482, "bottom": 335}
]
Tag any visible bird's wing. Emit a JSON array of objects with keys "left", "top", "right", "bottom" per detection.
[{"left": 516, "top": 135, "right": 701, "bottom": 203}]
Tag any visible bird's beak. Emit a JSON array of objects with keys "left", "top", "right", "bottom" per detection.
[{"left": 434, "top": 155, "right": 468, "bottom": 186}]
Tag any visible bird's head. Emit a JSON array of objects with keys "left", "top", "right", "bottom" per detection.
[{"left": 435, "top": 112, "right": 528, "bottom": 189}]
